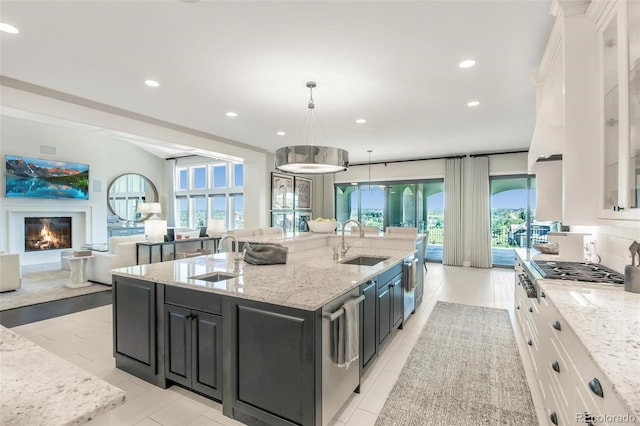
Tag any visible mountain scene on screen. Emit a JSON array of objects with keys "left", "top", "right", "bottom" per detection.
[{"left": 5, "top": 155, "right": 89, "bottom": 199}]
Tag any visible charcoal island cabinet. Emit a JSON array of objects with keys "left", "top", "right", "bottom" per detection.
[
  {"left": 112, "top": 276, "right": 164, "bottom": 387},
  {"left": 164, "top": 286, "right": 223, "bottom": 400},
  {"left": 360, "top": 278, "right": 377, "bottom": 370},
  {"left": 111, "top": 245, "right": 417, "bottom": 426}
]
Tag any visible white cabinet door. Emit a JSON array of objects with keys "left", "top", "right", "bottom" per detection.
[{"left": 595, "top": 0, "right": 640, "bottom": 220}]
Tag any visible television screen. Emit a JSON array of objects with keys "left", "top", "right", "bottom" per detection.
[{"left": 5, "top": 155, "right": 89, "bottom": 200}]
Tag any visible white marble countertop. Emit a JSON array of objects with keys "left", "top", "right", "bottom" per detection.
[
  {"left": 0, "top": 326, "right": 125, "bottom": 426},
  {"left": 112, "top": 245, "right": 415, "bottom": 311},
  {"left": 533, "top": 277, "right": 640, "bottom": 417},
  {"left": 514, "top": 247, "right": 559, "bottom": 264},
  {"left": 515, "top": 250, "right": 640, "bottom": 414}
]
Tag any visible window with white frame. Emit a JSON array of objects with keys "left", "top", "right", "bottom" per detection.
[{"left": 174, "top": 160, "right": 244, "bottom": 230}]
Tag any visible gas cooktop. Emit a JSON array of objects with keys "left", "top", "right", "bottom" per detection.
[{"left": 530, "top": 260, "right": 625, "bottom": 284}]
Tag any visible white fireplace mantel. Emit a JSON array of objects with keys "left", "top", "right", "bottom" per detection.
[{"left": 5, "top": 204, "right": 93, "bottom": 265}]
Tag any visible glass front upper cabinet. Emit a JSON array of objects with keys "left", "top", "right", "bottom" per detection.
[
  {"left": 602, "top": 10, "right": 619, "bottom": 210},
  {"left": 628, "top": 0, "right": 639, "bottom": 210},
  {"left": 597, "top": 0, "right": 639, "bottom": 219}
]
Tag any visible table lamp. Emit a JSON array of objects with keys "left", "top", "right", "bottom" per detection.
[
  {"left": 206, "top": 218, "right": 226, "bottom": 237},
  {"left": 145, "top": 219, "right": 167, "bottom": 243}
]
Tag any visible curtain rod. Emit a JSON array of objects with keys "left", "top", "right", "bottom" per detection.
[{"left": 349, "top": 150, "right": 528, "bottom": 166}]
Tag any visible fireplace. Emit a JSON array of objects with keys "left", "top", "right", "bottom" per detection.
[{"left": 24, "top": 217, "right": 72, "bottom": 252}]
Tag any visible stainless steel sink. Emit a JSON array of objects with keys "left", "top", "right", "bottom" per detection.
[
  {"left": 191, "top": 272, "right": 239, "bottom": 282},
  {"left": 339, "top": 255, "right": 390, "bottom": 266}
]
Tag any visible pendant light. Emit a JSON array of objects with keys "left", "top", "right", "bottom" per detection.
[{"left": 275, "top": 82, "right": 349, "bottom": 174}]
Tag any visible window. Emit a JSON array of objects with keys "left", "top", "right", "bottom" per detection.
[
  {"left": 230, "top": 194, "right": 244, "bottom": 229},
  {"left": 213, "top": 165, "right": 227, "bottom": 188},
  {"left": 192, "top": 196, "right": 207, "bottom": 227},
  {"left": 174, "top": 159, "right": 244, "bottom": 230},
  {"left": 193, "top": 167, "right": 206, "bottom": 189},
  {"left": 176, "top": 197, "right": 188, "bottom": 227},
  {"left": 335, "top": 179, "right": 444, "bottom": 262},
  {"left": 178, "top": 169, "right": 188, "bottom": 190},
  {"left": 490, "top": 175, "right": 548, "bottom": 267},
  {"left": 210, "top": 195, "right": 226, "bottom": 221},
  {"left": 234, "top": 163, "right": 244, "bottom": 187}
]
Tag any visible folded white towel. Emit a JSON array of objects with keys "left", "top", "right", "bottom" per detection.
[{"left": 340, "top": 298, "right": 359, "bottom": 369}]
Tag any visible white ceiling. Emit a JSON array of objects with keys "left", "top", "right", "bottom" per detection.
[{"left": 0, "top": 0, "right": 555, "bottom": 164}]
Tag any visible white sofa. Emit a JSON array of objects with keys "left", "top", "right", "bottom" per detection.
[
  {"left": 87, "top": 234, "right": 146, "bottom": 285},
  {"left": 221, "top": 228, "right": 284, "bottom": 251},
  {"left": 0, "top": 252, "right": 21, "bottom": 292},
  {"left": 259, "top": 227, "right": 284, "bottom": 238}
]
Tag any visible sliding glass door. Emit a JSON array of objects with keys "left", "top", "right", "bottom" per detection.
[
  {"left": 490, "top": 175, "right": 545, "bottom": 266},
  {"left": 335, "top": 179, "right": 444, "bottom": 261},
  {"left": 420, "top": 182, "right": 444, "bottom": 262}
]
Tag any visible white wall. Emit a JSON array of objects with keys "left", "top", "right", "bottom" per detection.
[
  {"left": 572, "top": 224, "right": 640, "bottom": 274},
  {"left": 0, "top": 115, "right": 166, "bottom": 264}
]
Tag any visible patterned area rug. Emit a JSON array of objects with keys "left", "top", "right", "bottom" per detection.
[
  {"left": 0, "top": 263, "right": 110, "bottom": 311},
  {"left": 375, "top": 301, "right": 537, "bottom": 425}
]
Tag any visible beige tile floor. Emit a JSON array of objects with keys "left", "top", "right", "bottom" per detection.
[{"left": 10, "top": 264, "right": 547, "bottom": 425}]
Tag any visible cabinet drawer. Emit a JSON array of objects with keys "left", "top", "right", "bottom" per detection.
[
  {"left": 165, "top": 286, "right": 221, "bottom": 314},
  {"left": 378, "top": 263, "right": 402, "bottom": 288}
]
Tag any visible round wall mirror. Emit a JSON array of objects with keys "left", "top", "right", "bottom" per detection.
[{"left": 107, "top": 173, "right": 158, "bottom": 222}]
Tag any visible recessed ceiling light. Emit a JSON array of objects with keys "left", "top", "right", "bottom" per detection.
[
  {"left": 276, "top": 131, "right": 286, "bottom": 136},
  {"left": 467, "top": 100, "right": 480, "bottom": 107},
  {"left": 0, "top": 23, "right": 19, "bottom": 34},
  {"left": 144, "top": 80, "right": 160, "bottom": 87},
  {"left": 226, "top": 112, "right": 238, "bottom": 117},
  {"left": 459, "top": 59, "right": 476, "bottom": 69},
  {"left": 356, "top": 119, "right": 367, "bottom": 124}
]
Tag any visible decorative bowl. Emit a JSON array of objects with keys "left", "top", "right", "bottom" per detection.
[
  {"left": 533, "top": 243, "right": 559, "bottom": 254},
  {"left": 307, "top": 220, "right": 337, "bottom": 233}
]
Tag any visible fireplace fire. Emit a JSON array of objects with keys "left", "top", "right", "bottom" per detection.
[{"left": 24, "top": 217, "right": 72, "bottom": 252}]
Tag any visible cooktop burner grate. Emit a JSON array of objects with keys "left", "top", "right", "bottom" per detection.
[{"left": 530, "top": 260, "right": 624, "bottom": 284}]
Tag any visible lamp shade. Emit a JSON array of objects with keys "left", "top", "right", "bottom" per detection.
[
  {"left": 275, "top": 145, "right": 349, "bottom": 174},
  {"left": 146, "top": 203, "right": 161, "bottom": 214},
  {"left": 137, "top": 202, "right": 162, "bottom": 219},
  {"left": 206, "top": 219, "right": 226, "bottom": 237},
  {"left": 274, "top": 82, "right": 349, "bottom": 174},
  {"left": 137, "top": 203, "right": 150, "bottom": 214},
  {"left": 145, "top": 220, "right": 167, "bottom": 243}
]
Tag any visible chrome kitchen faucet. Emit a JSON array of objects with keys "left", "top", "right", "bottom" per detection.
[
  {"left": 218, "top": 235, "right": 243, "bottom": 273},
  {"left": 335, "top": 219, "right": 364, "bottom": 260}
]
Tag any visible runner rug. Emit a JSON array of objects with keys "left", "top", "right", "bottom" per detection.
[{"left": 375, "top": 301, "right": 538, "bottom": 425}]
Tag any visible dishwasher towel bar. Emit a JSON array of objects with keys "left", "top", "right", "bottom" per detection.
[{"left": 323, "top": 295, "right": 365, "bottom": 321}]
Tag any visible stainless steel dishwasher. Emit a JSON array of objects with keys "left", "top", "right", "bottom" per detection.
[
  {"left": 402, "top": 258, "right": 417, "bottom": 323},
  {"left": 321, "top": 287, "right": 362, "bottom": 425}
]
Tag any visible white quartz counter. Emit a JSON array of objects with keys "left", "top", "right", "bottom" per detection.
[
  {"left": 514, "top": 247, "right": 560, "bottom": 264},
  {"left": 0, "top": 326, "right": 125, "bottom": 426},
  {"left": 112, "top": 246, "right": 415, "bottom": 311},
  {"left": 515, "top": 249, "right": 639, "bottom": 414},
  {"left": 537, "top": 279, "right": 640, "bottom": 417}
]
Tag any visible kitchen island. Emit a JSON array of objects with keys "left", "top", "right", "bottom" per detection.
[
  {"left": 514, "top": 249, "right": 640, "bottom": 425},
  {"left": 111, "top": 240, "right": 419, "bottom": 426}
]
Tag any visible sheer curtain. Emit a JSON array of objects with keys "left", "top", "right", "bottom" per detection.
[
  {"left": 165, "top": 159, "right": 177, "bottom": 227},
  {"left": 469, "top": 156, "right": 492, "bottom": 268},
  {"left": 443, "top": 158, "right": 464, "bottom": 266}
]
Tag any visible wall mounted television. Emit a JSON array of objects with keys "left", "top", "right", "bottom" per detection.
[{"left": 5, "top": 155, "right": 89, "bottom": 200}]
